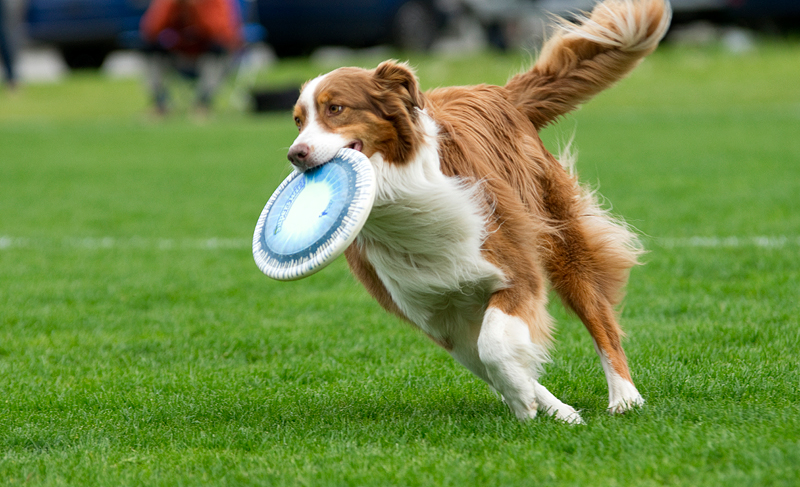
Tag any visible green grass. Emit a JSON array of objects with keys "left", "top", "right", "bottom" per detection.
[{"left": 1, "top": 41, "right": 799, "bottom": 486}]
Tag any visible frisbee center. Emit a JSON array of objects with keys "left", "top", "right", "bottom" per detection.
[{"left": 285, "top": 180, "right": 332, "bottom": 224}]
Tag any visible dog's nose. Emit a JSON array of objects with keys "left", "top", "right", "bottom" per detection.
[{"left": 288, "top": 143, "right": 310, "bottom": 165}]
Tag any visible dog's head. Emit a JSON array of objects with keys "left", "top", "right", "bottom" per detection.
[{"left": 287, "top": 61, "right": 425, "bottom": 171}]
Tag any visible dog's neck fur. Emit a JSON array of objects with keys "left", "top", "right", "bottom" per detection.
[{"left": 355, "top": 110, "right": 506, "bottom": 340}]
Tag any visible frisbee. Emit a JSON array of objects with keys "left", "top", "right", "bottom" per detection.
[{"left": 252, "top": 148, "right": 376, "bottom": 281}]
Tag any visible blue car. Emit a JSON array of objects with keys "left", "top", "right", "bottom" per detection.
[
  {"left": 25, "top": 0, "right": 447, "bottom": 68},
  {"left": 257, "top": 0, "right": 447, "bottom": 57},
  {"left": 26, "top": 0, "right": 149, "bottom": 68}
]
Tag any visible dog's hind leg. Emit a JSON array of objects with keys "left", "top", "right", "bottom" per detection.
[
  {"left": 470, "top": 290, "right": 583, "bottom": 423},
  {"left": 547, "top": 216, "right": 645, "bottom": 414},
  {"left": 574, "top": 296, "right": 643, "bottom": 414}
]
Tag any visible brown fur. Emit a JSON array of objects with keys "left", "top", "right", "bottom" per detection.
[
  {"left": 292, "top": 64, "right": 426, "bottom": 164},
  {"left": 506, "top": 0, "right": 671, "bottom": 129}
]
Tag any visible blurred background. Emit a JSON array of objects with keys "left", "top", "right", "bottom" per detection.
[{"left": 2, "top": 0, "right": 799, "bottom": 110}]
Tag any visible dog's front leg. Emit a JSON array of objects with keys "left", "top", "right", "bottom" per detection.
[{"left": 474, "top": 306, "right": 583, "bottom": 423}]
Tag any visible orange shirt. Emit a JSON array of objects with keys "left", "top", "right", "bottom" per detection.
[{"left": 141, "top": 0, "right": 243, "bottom": 55}]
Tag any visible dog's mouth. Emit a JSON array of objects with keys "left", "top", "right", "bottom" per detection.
[{"left": 346, "top": 140, "right": 363, "bottom": 153}]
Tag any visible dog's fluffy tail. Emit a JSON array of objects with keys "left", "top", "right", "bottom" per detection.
[{"left": 505, "top": 0, "right": 671, "bottom": 129}]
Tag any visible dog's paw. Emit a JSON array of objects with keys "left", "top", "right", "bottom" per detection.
[
  {"left": 608, "top": 393, "right": 645, "bottom": 414},
  {"left": 531, "top": 381, "right": 585, "bottom": 424},
  {"left": 551, "top": 406, "right": 585, "bottom": 425},
  {"left": 537, "top": 401, "right": 584, "bottom": 424},
  {"left": 607, "top": 377, "right": 645, "bottom": 414}
]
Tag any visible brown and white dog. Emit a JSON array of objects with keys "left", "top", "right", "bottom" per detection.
[{"left": 287, "top": 0, "right": 670, "bottom": 423}]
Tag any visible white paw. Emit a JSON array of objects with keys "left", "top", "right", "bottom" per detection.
[
  {"left": 607, "top": 375, "right": 645, "bottom": 414},
  {"left": 506, "top": 394, "right": 584, "bottom": 423},
  {"left": 547, "top": 405, "right": 585, "bottom": 425},
  {"left": 608, "top": 393, "right": 644, "bottom": 414},
  {"left": 532, "top": 381, "right": 584, "bottom": 424}
]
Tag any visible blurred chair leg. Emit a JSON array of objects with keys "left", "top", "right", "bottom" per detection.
[
  {"left": 228, "top": 46, "right": 264, "bottom": 110},
  {"left": 145, "top": 52, "right": 170, "bottom": 115},
  {"left": 195, "top": 52, "right": 230, "bottom": 112}
]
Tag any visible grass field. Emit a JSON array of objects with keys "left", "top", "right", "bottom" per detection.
[{"left": 1, "top": 40, "right": 799, "bottom": 486}]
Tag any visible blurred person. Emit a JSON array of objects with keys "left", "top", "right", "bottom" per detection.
[
  {"left": 140, "top": 0, "right": 243, "bottom": 115},
  {"left": 0, "top": 0, "right": 18, "bottom": 90}
]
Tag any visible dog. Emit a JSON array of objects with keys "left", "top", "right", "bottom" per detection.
[{"left": 286, "top": 0, "right": 671, "bottom": 423}]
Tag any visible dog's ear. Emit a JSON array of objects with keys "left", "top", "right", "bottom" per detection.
[
  {"left": 374, "top": 60, "right": 425, "bottom": 112},
  {"left": 371, "top": 60, "right": 425, "bottom": 164}
]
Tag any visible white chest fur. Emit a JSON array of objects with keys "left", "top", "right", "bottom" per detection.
[{"left": 356, "top": 113, "right": 506, "bottom": 340}]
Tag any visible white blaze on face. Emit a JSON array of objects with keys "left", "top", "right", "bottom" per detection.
[{"left": 290, "top": 74, "right": 350, "bottom": 169}]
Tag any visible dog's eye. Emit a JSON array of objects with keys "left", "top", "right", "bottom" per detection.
[
  {"left": 294, "top": 116, "right": 302, "bottom": 130},
  {"left": 328, "top": 105, "right": 343, "bottom": 115}
]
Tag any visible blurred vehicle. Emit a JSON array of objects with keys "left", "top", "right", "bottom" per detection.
[
  {"left": 26, "top": 0, "right": 798, "bottom": 71},
  {"left": 453, "top": 0, "right": 595, "bottom": 50},
  {"left": 459, "top": 0, "right": 800, "bottom": 51},
  {"left": 671, "top": 0, "right": 800, "bottom": 29},
  {"left": 256, "top": 0, "right": 450, "bottom": 57},
  {"left": 467, "top": 0, "right": 800, "bottom": 32},
  {"left": 25, "top": 0, "right": 449, "bottom": 68},
  {"left": 26, "top": 0, "right": 149, "bottom": 68},
  {"left": 725, "top": 0, "right": 800, "bottom": 30}
]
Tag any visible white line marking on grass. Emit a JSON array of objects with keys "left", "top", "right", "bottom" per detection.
[
  {"left": 0, "top": 236, "right": 250, "bottom": 250},
  {"left": 2, "top": 235, "right": 799, "bottom": 251},
  {"left": 656, "top": 236, "right": 800, "bottom": 249}
]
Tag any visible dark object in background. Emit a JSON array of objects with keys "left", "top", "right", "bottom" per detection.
[
  {"left": 670, "top": 0, "right": 800, "bottom": 31},
  {"left": 728, "top": 0, "right": 800, "bottom": 31},
  {"left": 251, "top": 86, "right": 300, "bottom": 113},
  {"left": 26, "top": 0, "right": 797, "bottom": 71},
  {"left": 1, "top": 0, "right": 18, "bottom": 87},
  {"left": 24, "top": 0, "right": 448, "bottom": 69},
  {"left": 26, "top": 0, "right": 148, "bottom": 69},
  {"left": 256, "top": 0, "right": 448, "bottom": 57}
]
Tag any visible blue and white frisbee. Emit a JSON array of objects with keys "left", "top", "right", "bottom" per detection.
[{"left": 253, "top": 148, "right": 376, "bottom": 281}]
